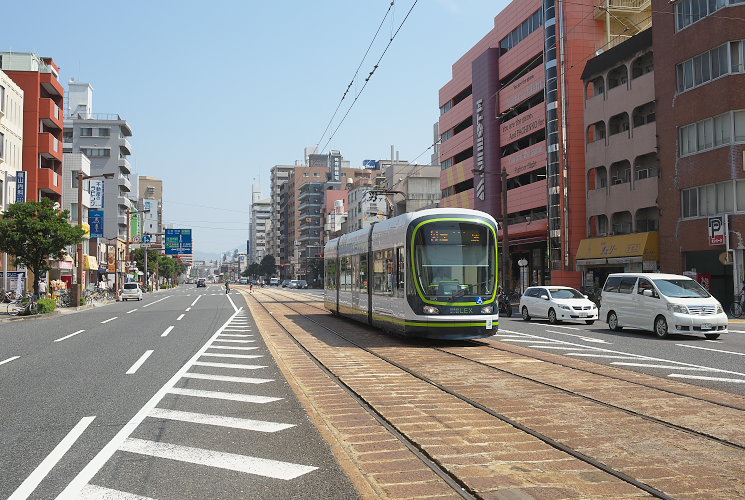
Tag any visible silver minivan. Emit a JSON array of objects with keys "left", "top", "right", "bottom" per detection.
[{"left": 600, "top": 273, "right": 727, "bottom": 339}]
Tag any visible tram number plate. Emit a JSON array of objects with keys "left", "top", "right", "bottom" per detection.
[{"left": 701, "top": 323, "right": 712, "bottom": 330}]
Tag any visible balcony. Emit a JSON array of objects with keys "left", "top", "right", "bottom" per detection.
[
  {"left": 38, "top": 132, "right": 63, "bottom": 162},
  {"left": 39, "top": 98, "right": 63, "bottom": 130},
  {"left": 40, "top": 72, "right": 64, "bottom": 97},
  {"left": 119, "top": 137, "right": 133, "bottom": 155},
  {"left": 117, "top": 195, "right": 130, "bottom": 207},
  {"left": 118, "top": 175, "right": 132, "bottom": 192},
  {"left": 117, "top": 215, "right": 128, "bottom": 227},
  {"left": 118, "top": 158, "right": 132, "bottom": 174},
  {"left": 298, "top": 234, "right": 321, "bottom": 243},
  {"left": 37, "top": 168, "right": 62, "bottom": 197}
]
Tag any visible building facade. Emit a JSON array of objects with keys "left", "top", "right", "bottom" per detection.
[
  {"left": 250, "top": 197, "right": 271, "bottom": 265},
  {"left": 578, "top": 30, "right": 659, "bottom": 289},
  {"left": 0, "top": 52, "right": 64, "bottom": 204},
  {"left": 653, "top": 0, "right": 745, "bottom": 304},
  {"left": 64, "top": 81, "right": 134, "bottom": 240},
  {"left": 138, "top": 176, "right": 163, "bottom": 245},
  {"left": 437, "top": 0, "right": 642, "bottom": 289}
]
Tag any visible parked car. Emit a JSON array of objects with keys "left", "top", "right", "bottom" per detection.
[
  {"left": 288, "top": 279, "right": 308, "bottom": 289},
  {"left": 281, "top": 280, "right": 291, "bottom": 288},
  {"left": 600, "top": 273, "right": 727, "bottom": 339},
  {"left": 239, "top": 278, "right": 248, "bottom": 285},
  {"left": 520, "top": 286, "right": 598, "bottom": 325},
  {"left": 270, "top": 277, "right": 280, "bottom": 286},
  {"left": 196, "top": 279, "right": 206, "bottom": 288},
  {"left": 121, "top": 282, "right": 143, "bottom": 301}
]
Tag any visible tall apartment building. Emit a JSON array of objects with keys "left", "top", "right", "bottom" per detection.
[
  {"left": 653, "top": 0, "right": 745, "bottom": 303},
  {"left": 250, "top": 197, "right": 271, "bottom": 264},
  {"left": 0, "top": 69, "right": 24, "bottom": 290},
  {"left": 437, "top": 0, "right": 649, "bottom": 289},
  {"left": 64, "top": 80, "right": 134, "bottom": 240},
  {"left": 578, "top": 30, "right": 659, "bottom": 289},
  {"left": 269, "top": 165, "right": 293, "bottom": 267},
  {"left": 0, "top": 52, "right": 64, "bottom": 204},
  {"left": 138, "top": 176, "right": 163, "bottom": 245}
]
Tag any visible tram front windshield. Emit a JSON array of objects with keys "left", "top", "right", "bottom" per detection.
[{"left": 414, "top": 222, "right": 495, "bottom": 299}]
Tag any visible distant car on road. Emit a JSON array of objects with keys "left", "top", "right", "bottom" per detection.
[
  {"left": 288, "top": 279, "right": 308, "bottom": 289},
  {"left": 196, "top": 279, "right": 206, "bottom": 288},
  {"left": 281, "top": 280, "right": 290, "bottom": 287},
  {"left": 270, "top": 277, "right": 280, "bottom": 286},
  {"left": 121, "top": 282, "right": 143, "bottom": 301}
]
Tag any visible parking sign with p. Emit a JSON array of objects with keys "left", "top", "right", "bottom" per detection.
[{"left": 708, "top": 216, "right": 725, "bottom": 245}]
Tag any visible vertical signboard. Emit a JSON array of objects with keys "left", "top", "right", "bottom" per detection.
[
  {"left": 15, "top": 171, "right": 26, "bottom": 203},
  {"left": 165, "top": 229, "right": 193, "bottom": 255},
  {"left": 89, "top": 180, "right": 104, "bottom": 209},
  {"left": 131, "top": 213, "right": 140, "bottom": 238},
  {"left": 471, "top": 48, "right": 501, "bottom": 216},
  {"left": 709, "top": 216, "right": 725, "bottom": 245},
  {"left": 89, "top": 210, "right": 104, "bottom": 238}
]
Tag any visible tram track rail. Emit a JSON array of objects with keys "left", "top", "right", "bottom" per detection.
[{"left": 242, "top": 289, "right": 745, "bottom": 498}]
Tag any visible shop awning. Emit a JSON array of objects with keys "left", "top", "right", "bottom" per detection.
[
  {"left": 84, "top": 255, "right": 98, "bottom": 271},
  {"left": 576, "top": 232, "right": 659, "bottom": 262}
]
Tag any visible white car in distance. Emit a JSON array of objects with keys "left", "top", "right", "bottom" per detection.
[
  {"left": 520, "top": 286, "right": 598, "bottom": 325},
  {"left": 121, "top": 282, "right": 143, "bottom": 301}
]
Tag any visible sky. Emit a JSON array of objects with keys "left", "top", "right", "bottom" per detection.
[{"left": 3, "top": 0, "right": 508, "bottom": 256}]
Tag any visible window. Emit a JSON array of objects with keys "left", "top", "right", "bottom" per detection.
[
  {"left": 618, "top": 277, "right": 637, "bottom": 294},
  {"left": 98, "top": 128, "right": 110, "bottom": 137},
  {"left": 81, "top": 128, "right": 93, "bottom": 137},
  {"left": 373, "top": 249, "right": 395, "bottom": 296},
  {"left": 676, "top": 42, "right": 743, "bottom": 93},
  {"left": 500, "top": 9, "right": 543, "bottom": 53},
  {"left": 603, "top": 276, "right": 623, "bottom": 292},
  {"left": 0, "top": 132, "right": 4, "bottom": 160},
  {"left": 680, "top": 111, "right": 740, "bottom": 156},
  {"left": 0, "top": 85, "right": 5, "bottom": 114},
  {"left": 675, "top": 0, "right": 729, "bottom": 30},
  {"left": 80, "top": 148, "right": 110, "bottom": 157}
]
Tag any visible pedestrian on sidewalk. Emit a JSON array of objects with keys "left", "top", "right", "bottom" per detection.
[
  {"left": 249, "top": 282, "right": 253, "bottom": 293},
  {"left": 38, "top": 279, "right": 47, "bottom": 298}
]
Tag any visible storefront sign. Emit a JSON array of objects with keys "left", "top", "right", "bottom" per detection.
[
  {"left": 89, "top": 210, "right": 104, "bottom": 238},
  {"left": 15, "top": 171, "right": 26, "bottom": 203},
  {"left": 498, "top": 66, "right": 544, "bottom": 113},
  {"left": 500, "top": 105, "right": 545, "bottom": 144},
  {"left": 89, "top": 180, "right": 104, "bottom": 208},
  {"left": 708, "top": 216, "right": 725, "bottom": 245}
]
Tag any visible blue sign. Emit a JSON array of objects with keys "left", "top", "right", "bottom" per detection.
[
  {"left": 89, "top": 210, "right": 104, "bottom": 238},
  {"left": 15, "top": 171, "right": 26, "bottom": 203},
  {"left": 362, "top": 159, "right": 378, "bottom": 169},
  {"left": 165, "top": 228, "right": 192, "bottom": 255},
  {"left": 142, "top": 234, "right": 151, "bottom": 244},
  {"left": 476, "top": 296, "right": 483, "bottom": 305}
]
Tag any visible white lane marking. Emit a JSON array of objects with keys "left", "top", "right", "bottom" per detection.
[
  {"left": 183, "top": 373, "right": 273, "bottom": 384},
  {"left": 78, "top": 484, "right": 155, "bottom": 499},
  {"left": 8, "top": 416, "right": 96, "bottom": 500},
  {"left": 101, "top": 317, "right": 118, "bottom": 324},
  {"left": 168, "top": 387, "right": 280, "bottom": 404},
  {"left": 185, "top": 307, "right": 191, "bottom": 312},
  {"left": 544, "top": 324, "right": 584, "bottom": 330},
  {"left": 611, "top": 362, "right": 713, "bottom": 371},
  {"left": 161, "top": 326, "right": 174, "bottom": 338},
  {"left": 54, "top": 330, "right": 86, "bottom": 343},
  {"left": 0, "top": 356, "right": 20, "bottom": 366},
  {"left": 526, "top": 346, "right": 579, "bottom": 350},
  {"left": 120, "top": 438, "right": 316, "bottom": 480},
  {"left": 56, "top": 308, "right": 245, "bottom": 498},
  {"left": 126, "top": 351, "right": 154, "bottom": 375},
  {"left": 176, "top": 314, "right": 185, "bottom": 321},
  {"left": 727, "top": 329, "right": 745, "bottom": 333},
  {"left": 669, "top": 374, "right": 745, "bottom": 383},
  {"left": 223, "top": 328, "right": 251, "bottom": 331},
  {"left": 545, "top": 329, "right": 610, "bottom": 344},
  {"left": 220, "top": 334, "right": 254, "bottom": 338},
  {"left": 193, "top": 361, "right": 267, "bottom": 370},
  {"left": 126, "top": 309, "right": 138, "bottom": 314},
  {"left": 212, "top": 339, "right": 255, "bottom": 344},
  {"left": 675, "top": 344, "right": 745, "bottom": 357},
  {"left": 500, "top": 340, "right": 563, "bottom": 344},
  {"left": 142, "top": 296, "right": 170, "bottom": 308},
  {"left": 200, "top": 353, "right": 263, "bottom": 360},
  {"left": 207, "top": 345, "right": 259, "bottom": 351},
  {"left": 149, "top": 408, "right": 294, "bottom": 432},
  {"left": 567, "top": 353, "right": 646, "bottom": 360}
]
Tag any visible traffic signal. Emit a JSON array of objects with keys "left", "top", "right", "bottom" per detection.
[{"left": 281, "top": 264, "right": 285, "bottom": 268}]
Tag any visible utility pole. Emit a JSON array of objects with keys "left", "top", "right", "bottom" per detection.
[{"left": 501, "top": 169, "right": 511, "bottom": 291}]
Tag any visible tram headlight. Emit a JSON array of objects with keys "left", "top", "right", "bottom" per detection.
[
  {"left": 481, "top": 305, "right": 493, "bottom": 314},
  {"left": 423, "top": 305, "right": 440, "bottom": 315}
]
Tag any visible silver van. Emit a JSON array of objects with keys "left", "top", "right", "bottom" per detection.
[{"left": 600, "top": 273, "right": 727, "bottom": 339}]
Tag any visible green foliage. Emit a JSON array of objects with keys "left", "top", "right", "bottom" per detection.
[
  {"left": 259, "top": 254, "right": 276, "bottom": 278},
  {"left": 36, "top": 298, "right": 57, "bottom": 314},
  {"left": 0, "top": 199, "right": 85, "bottom": 295},
  {"left": 80, "top": 297, "right": 87, "bottom": 306}
]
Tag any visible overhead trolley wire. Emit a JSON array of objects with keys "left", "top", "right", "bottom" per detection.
[{"left": 320, "top": 0, "right": 420, "bottom": 154}]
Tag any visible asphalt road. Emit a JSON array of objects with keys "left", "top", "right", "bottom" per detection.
[
  {"left": 0, "top": 284, "right": 360, "bottom": 500},
  {"left": 290, "top": 287, "right": 745, "bottom": 395}
]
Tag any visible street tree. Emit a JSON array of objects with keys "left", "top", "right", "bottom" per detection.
[
  {"left": 259, "top": 254, "right": 276, "bottom": 278},
  {"left": 0, "top": 199, "right": 85, "bottom": 295}
]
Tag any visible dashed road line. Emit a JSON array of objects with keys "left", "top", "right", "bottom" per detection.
[
  {"left": 190, "top": 295, "right": 202, "bottom": 307},
  {"left": 142, "top": 296, "right": 169, "bottom": 308},
  {"left": 54, "top": 330, "right": 86, "bottom": 342},
  {"left": 126, "top": 309, "right": 138, "bottom": 314},
  {"left": 126, "top": 351, "right": 154, "bottom": 375},
  {"left": 669, "top": 374, "right": 745, "bottom": 383},
  {"left": 0, "top": 356, "right": 20, "bottom": 366},
  {"left": 675, "top": 344, "right": 745, "bottom": 357},
  {"left": 100, "top": 317, "right": 117, "bottom": 324},
  {"left": 176, "top": 314, "right": 185, "bottom": 321},
  {"left": 161, "top": 326, "right": 174, "bottom": 338}
]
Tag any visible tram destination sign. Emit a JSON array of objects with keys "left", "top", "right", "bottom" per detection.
[{"left": 165, "top": 228, "right": 192, "bottom": 255}]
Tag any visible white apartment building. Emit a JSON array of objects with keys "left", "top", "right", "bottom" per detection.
[
  {"left": 0, "top": 69, "right": 24, "bottom": 290},
  {"left": 62, "top": 153, "right": 92, "bottom": 224},
  {"left": 138, "top": 176, "right": 163, "bottom": 244},
  {"left": 64, "top": 80, "right": 134, "bottom": 240},
  {"left": 269, "top": 165, "right": 292, "bottom": 263},
  {"left": 250, "top": 197, "right": 271, "bottom": 264}
]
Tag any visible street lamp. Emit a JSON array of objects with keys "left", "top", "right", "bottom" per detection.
[{"left": 75, "top": 171, "right": 113, "bottom": 307}]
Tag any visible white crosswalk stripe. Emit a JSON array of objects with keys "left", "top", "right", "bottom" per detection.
[
  {"left": 212, "top": 339, "right": 256, "bottom": 343},
  {"left": 149, "top": 408, "right": 295, "bottom": 432},
  {"left": 183, "top": 373, "right": 273, "bottom": 384},
  {"left": 119, "top": 438, "right": 317, "bottom": 480},
  {"left": 78, "top": 484, "right": 156, "bottom": 499},
  {"left": 168, "top": 388, "right": 281, "bottom": 404},
  {"left": 193, "top": 361, "right": 266, "bottom": 370},
  {"left": 200, "top": 353, "right": 263, "bottom": 360}
]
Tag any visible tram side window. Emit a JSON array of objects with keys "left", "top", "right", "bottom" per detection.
[
  {"left": 340, "top": 256, "right": 352, "bottom": 291},
  {"left": 325, "top": 258, "right": 337, "bottom": 290},
  {"left": 373, "top": 249, "right": 395, "bottom": 296},
  {"left": 359, "top": 253, "right": 368, "bottom": 292},
  {"left": 350, "top": 254, "right": 359, "bottom": 292}
]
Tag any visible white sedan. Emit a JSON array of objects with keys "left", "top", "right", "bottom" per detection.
[{"left": 519, "top": 286, "right": 598, "bottom": 325}]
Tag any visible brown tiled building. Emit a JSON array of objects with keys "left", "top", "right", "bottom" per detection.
[{"left": 653, "top": 0, "right": 745, "bottom": 303}]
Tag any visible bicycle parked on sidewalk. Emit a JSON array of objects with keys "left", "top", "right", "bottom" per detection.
[
  {"left": 730, "top": 295, "right": 745, "bottom": 318},
  {"left": 6, "top": 293, "right": 37, "bottom": 315}
]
